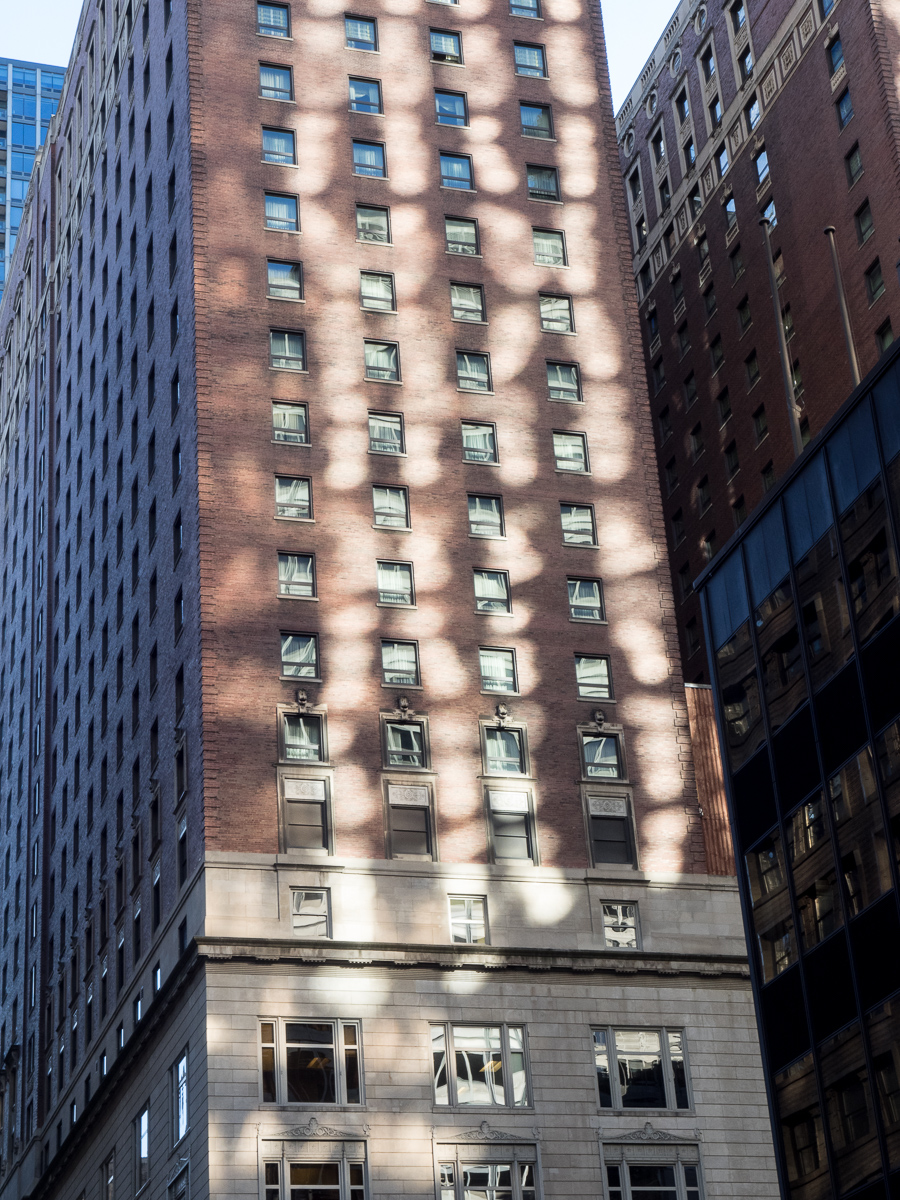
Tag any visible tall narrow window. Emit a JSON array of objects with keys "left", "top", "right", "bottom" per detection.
[
  {"left": 135, "top": 1107, "right": 149, "bottom": 1190},
  {"left": 173, "top": 1051, "right": 188, "bottom": 1143}
]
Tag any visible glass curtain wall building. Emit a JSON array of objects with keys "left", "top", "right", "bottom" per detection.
[
  {"left": 0, "top": 58, "right": 65, "bottom": 304},
  {"left": 696, "top": 338, "right": 900, "bottom": 1200}
]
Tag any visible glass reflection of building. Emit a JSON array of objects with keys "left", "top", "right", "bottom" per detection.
[{"left": 697, "top": 342, "right": 900, "bottom": 1199}]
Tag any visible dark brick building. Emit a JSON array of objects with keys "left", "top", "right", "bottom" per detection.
[
  {"left": 615, "top": 0, "right": 900, "bottom": 680},
  {"left": 0, "top": 0, "right": 778, "bottom": 1196}
]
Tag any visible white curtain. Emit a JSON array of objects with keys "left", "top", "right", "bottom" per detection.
[
  {"left": 265, "top": 194, "right": 297, "bottom": 230},
  {"left": 346, "top": 18, "right": 374, "bottom": 43},
  {"left": 540, "top": 295, "right": 572, "bottom": 332},
  {"left": 263, "top": 128, "right": 294, "bottom": 162},
  {"left": 353, "top": 142, "right": 384, "bottom": 175},
  {"left": 374, "top": 487, "right": 407, "bottom": 524},
  {"left": 369, "top": 415, "right": 402, "bottom": 449},
  {"left": 382, "top": 641, "right": 417, "bottom": 679},
  {"left": 285, "top": 715, "right": 321, "bottom": 760},
  {"left": 281, "top": 634, "right": 316, "bottom": 676},
  {"left": 560, "top": 505, "right": 593, "bottom": 541},
  {"left": 365, "top": 342, "right": 398, "bottom": 377},
  {"left": 441, "top": 155, "right": 471, "bottom": 186},
  {"left": 260, "top": 65, "right": 290, "bottom": 96},
  {"left": 377, "top": 562, "right": 412, "bottom": 600},
  {"left": 273, "top": 403, "right": 307, "bottom": 441},
  {"left": 275, "top": 477, "right": 310, "bottom": 514},
  {"left": 468, "top": 495, "right": 501, "bottom": 531},
  {"left": 553, "top": 433, "right": 585, "bottom": 470},
  {"left": 278, "top": 553, "right": 313, "bottom": 595},
  {"left": 462, "top": 424, "right": 494, "bottom": 458},
  {"left": 431, "top": 32, "right": 459, "bottom": 55},
  {"left": 575, "top": 655, "right": 609, "bottom": 697},
  {"left": 582, "top": 734, "right": 619, "bottom": 776},
  {"left": 547, "top": 362, "right": 577, "bottom": 395},
  {"left": 361, "top": 273, "right": 393, "bottom": 308},
  {"left": 486, "top": 728, "right": 522, "bottom": 772},
  {"left": 474, "top": 570, "right": 508, "bottom": 606},
  {"left": 479, "top": 649, "right": 514, "bottom": 687},
  {"left": 457, "top": 353, "right": 489, "bottom": 390},
  {"left": 533, "top": 230, "right": 562, "bottom": 262}
]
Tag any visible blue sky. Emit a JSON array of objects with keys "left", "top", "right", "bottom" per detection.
[{"left": 3, "top": 0, "right": 672, "bottom": 111}]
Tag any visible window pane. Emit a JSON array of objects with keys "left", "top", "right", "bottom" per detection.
[
  {"left": 602, "top": 903, "right": 637, "bottom": 948},
  {"left": 281, "top": 633, "right": 317, "bottom": 677},
  {"left": 491, "top": 809, "right": 531, "bottom": 859},
  {"left": 364, "top": 341, "right": 399, "bottom": 380},
  {"left": 533, "top": 229, "right": 564, "bottom": 265},
  {"left": 285, "top": 796, "right": 325, "bottom": 851},
  {"left": 273, "top": 403, "right": 308, "bottom": 443},
  {"left": 436, "top": 91, "right": 467, "bottom": 126},
  {"left": 353, "top": 141, "right": 385, "bottom": 177},
  {"left": 511, "top": 0, "right": 540, "bottom": 14},
  {"left": 527, "top": 165, "right": 559, "bottom": 201},
  {"left": 452, "top": 1026, "right": 505, "bottom": 1104},
  {"left": 553, "top": 432, "right": 587, "bottom": 471},
  {"left": 575, "top": 655, "right": 610, "bottom": 698},
  {"left": 391, "top": 804, "right": 430, "bottom": 854},
  {"left": 615, "top": 1031, "right": 666, "bottom": 1108},
  {"left": 377, "top": 561, "right": 413, "bottom": 604},
  {"left": 514, "top": 44, "right": 546, "bottom": 76},
  {"left": 361, "top": 272, "right": 395, "bottom": 310},
  {"left": 263, "top": 128, "right": 295, "bottom": 164},
  {"left": 474, "top": 570, "right": 509, "bottom": 611},
  {"left": 486, "top": 728, "right": 523, "bottom": 773},
  {"left": 446, "top": 217, "right": 478, "bottom": 254},
  {"left": 480, "top": 648, "right": 516, "bottom": 692},
  {"left": 462, "top": 422, "right": 497, "bottom": 462},
  {"left": 368, "top": 413, "right": 403, "bottom": 453},
  {"left": 346, "top": 18, "right": 376, "bottom": 49},
  {"left": 270, "top": 330, "right": 305, "bottom": 369},
  {"left": 382, "top": 641, "right": 419, "bottom": 684},
  {"left": 284, "top": 715, "right": 322, "bottom": 761},
  {"left": 668, "top": 1031, "right": 690, "bottom": 1109},
  {"left": 373, "top": 486, "right": 408, "bottom": 527},
  {"left": 591, "top": 816, "right": 630, "bottom": 864},
  {"left": 260, "top": 65, "right": 292, "bottom": 99},
  {"left": 258, "top": 3, "right": 290, "bottom": 36},
  {"left": 594, "top": 1030, "right": 612, "bottom": 1107},
  {"left": 285, "top": 1024, "right": 336, "bottom": 1102},
  {"left": 291, "top": 889, "right": 329, "bottom": 936},
  {"left": 275, "top": 476, "right": 311, "bottom": 518},
  {"left": 357, "top": 205, "right": 390, "bottom": 242},
  {"left": 560, "top": 504, "right": 594, "bottom": 544},
  {"left": 441, "top": 154, "right": 473, "bottom": 189},
  {"left": 568, "top": 578, "right": 603, "bottom": 620},
  {"left": 540, "top": 295, "right": 573, "bottom": 332},
  {"left": 278, "top": 553, "right": 315, "bottom": 596},
  {"left": 582, "top": 733, "right": 621, "bottom": 777},
  {"left": 468, "top": 495, "right": 502, "bottom": 536},
  {"left": 451, "top": 283, "right": 484, "bottom": 322},
  {"left": 349, "top": 78, "right": 381, "bottom": 113},
  {"left": 431, "top": 31, "right": 461, "bottom": 61},
  {"left": 521, "top": 103, "right": 551, "bottom": 138},
  {"left": 265, "top": 193, "right": 298, "bottom": 230},
  {"left": 386, "top": 723, "right": 424, "bottom": 766},
  {"left": 450, "top": 897, "right": 487, "bottom": 943},
  {"left": 268, "top": 261, "right": 302, "bottom": 299},
  {"left": 547, "top": 361, "right": 580, "bottom": 401},
  {"left": 457, "top": 352, "right": 490, "bottom": 391}
]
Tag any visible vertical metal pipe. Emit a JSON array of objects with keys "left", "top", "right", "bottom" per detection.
[
  {"left": 824, "top": 225, "right": 862, "bottom": 388},
  {"left": 760, "top": 218, "right": 804, "bottom": 460}
]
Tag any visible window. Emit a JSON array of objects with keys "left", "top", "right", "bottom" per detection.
[
  {"left": 755, "top": 148, "right": 769, "bottom": 185},
  {"left": 364, "top": 340, "right": 400, "bottom": 380},
  {"left": 265, "top": 192, "right": 299, "bottom": 231},
  {"left": 357, "top": 204, "right": 390, "bottom": 243},
  {"left": 514, "top": 43, "right": 546, "bottom": 77},
  {"left": 690, "top": 424, "right": 704, "bottom": 460},
  {"left": 263, "top": 127, "right": 296, "bottom": 165},
  {"left": 381, "top": 640, "right": 419, "bottom": 685},
  {"left": 561, "top": 503, "right": 595, "bottom": 546},
  {"left": 856, "top": 200, "right": 874, "bottom": 244},
  {"left": 349, "top": 77, "right": 382, "bottom": 113},
  {"left": 539, "top": 294, "right": 574, "bottom": 333},
  {"left": 753, "top": 405, "right": 768, "bottom": 443},
  {"left": 725, "top": 441, "right": 739, "bottom": 478},
  {"left": 659, "top": 177, "right": 671, "bottom": 211},
  {"left": 601, "top": 903, "right": 639, "bottom": 949},
  {"left": 678, "top": 325, "right": 690, "bottom": 357},
  {"left": 702, "top": 531, "right": 717, "bottom": 562},
  {"left": 440, "top": 153, "right": 473, "bottom": 190},
  {"left": 744, "top": 96, "right": 761, "bottom": 133},
  {"left": 738, "top": 296, "right": 752, "bottom": 333},
  {"left": 717, "top": 389, "right": 732, "bottom": 426},
  {"left": 268, "top": 260, "right": 303, "bottom": 300},
  {"left": 276, "top": 476, "right": 312, "bottom": 518},
  {"left": 739, "top": 46, "right": 753, "bottom": 81},
  {"left": 568, "top": 578, "right": 604, "bottom": 622},
  {"left": 866, "top": 260, "right": 885, "bottom": 303},
  {"left": 877, "top": 320, "right": 895, "bottom": 354},
  {"left": 353, "top": 140, "right": 385, "bottom": 177},
  {"left": 520, "top": 102, "right": 552, "bottom": 139},
  {"left": 581, "top": 731, "right": 623, "bottom": 778},
  {"left": 606, "top": 1164, "right": 702, "bottom": 1200},
  {"left": 384, "top": 722, "right": 428, "bottom": 769},
  {"left": 451, "top": 283, "right": 486, "bottom": 322},
  {"left": 527, "top": 165, "right": 559, "bottom": 202},
  {"left": 730, "top": 245, "right": 744, "bottom": 280},
  {"left": 651, "top": 130, "right": 665, "bottom": 165},
  {"left": 377, "top": 561, "right": 414, "bottom": 605},
  {"left": 486, "top": 789, "right": 534, "bottom": 860},
  {"left": 697, "top": 476, "right": 711, "bottom": 512},
  {"left": 683, "top": 139, "right": 696, "bottom": 170},
  {"left": 373, "top": 485, "right": 410, "bottom": 528},
  {"left": 387, "top": 786, "right": 432, "bottom": 855},
  {"left": 283, "top": 713, "right": 325, "bottom": 762},
  {"left": 709, "top": 97, "right": 722, "bottom": 130},
  {"left": 278, "top": 553, "right": 315, "bottom": 597},
  {"left": 461, "top": 422, "right": 498, "bottom": 462},
  {"left": 746, "top": 351, "right": 760, "bottom": 387},
  {"left": 173, "top": 1051, "right": 188, "bottom": 1142},
  {"left": 700, "top": 45, "right": 715, "bottom": 82},
  {"left": 732, "top": 496, "right": 747, "bottom": 527},
  {"left": 829, "top": 37, "right": 844, "bottom": 74},
  {"left": 135, "top": 1106, "right": 149, "bottom": 1190},
  {"left": 446, "top": 216, "right": 479, "bottom": 254},
  {"left": 431, "top": 29, "right": 462, "bottom": 63},
  {"left": 762, "top": 461, "right": 776, "bottom": 492},
  {"left": 651, "top": 358, "right": 665, "bottom": 393},
  {"left": 260, "top": 64, "right": 293, "bottom": 100},
  {"left": 345, "top": 17, "right": 377, "bottom": 50},
  {"left": 791, "top": 360, "right": 803, "bottom": 399},
  {"left": 456, "top": 351, "right": 491, "bottom": 392},
  {"left": 474, "top": 570, "right": 511, "bottom": 613},
  {"left": 273, "top": 402, "right": 309, "bottom": 444},
  {"left": 360, "top": 271, "right": 396, "bottom": 311},
  {"left": 575, "top": 655, "right": 611, "bottom": 699},
  {"left": 710, "top": 337, "right": 724, "bottom": 372},
  {"left": 281, "top": 634, "right": 318, "bottom": 678},
  {"left": 433, "top": 1024, "right": 529, "bottom": 1105},
  {"left": 657, "top": 407, "right": 672, "bottom": 444},
  {"left": 368, "top": 412, "right": 404, "bottom": 454},
  {"left": 593, "top": 1027, "right": 689, "bottom": 1110},
  {"left": 450, "top": 897, "right": 487, "bottom": 943},
  {"left": 511, "top": 0, "right": 540, "bottom": 16},
  {"left": 731, "top": 0, "right": 746, "bottom": 29},
  {"left": 479, "top": 648, "right": 517, "bottom": 692},
  {"left": 468, "top": 495, "right": 504, "bottom": 537},
  {"left": 435, "top": 90, "right": 467, "bottom": 126},
  {"left": 846, "top": 143, "right": 863, "bottom": 185},
  {"left": 259, "top": 1020, "right": 362, "bottom": 1104},
  {"left": 547, "top": 361, "right": 580, "bottom": 402},
  {"left": 258, "top": 3, "right": 290, "bottom": 36},
  {"left": 290, "top": 889, "right": 331, "bottom": 936},
  {"left": 270, "top": 329, "right": 305, "bottom": 370},
  {"left": 684, "top": 373, "right": 698, "bottom": 409},
  {"left": 838, "top": 89, "right": 854, "bottom": 128},
  {"left": 552, "top": 432, "right": 588, "bottom": 473}
]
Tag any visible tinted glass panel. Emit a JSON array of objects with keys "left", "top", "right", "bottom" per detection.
[
  {"left": 828, "top": 399, "right": 880, "bottom": 516},
  {"left": 707, "top": 550, "right": 749, "bottom": 651},
  {"left": 820, "top": 1024, "right": 879, "bottom": 1196},
  {"left": 829, "top": 748, "right": 891, "bottom": 914},
  {"left": 745, "top": 505, "right": 790, "bottom": 606},
  {"left": 774, "top": 1053, "right": 827, "bottom": 1194},
  {"left": 755, "top": 579, "right": 806, "bottom": 731},
  {"left": 839, "top": 479, "right": 899, "bottom": 645},
  {"left": 746, "top": 831, "right": 797, "bottom": 983},
  {"left": 786, "top": 796, "right": 842, "bottom": 951},
  {"left": 785, "top": 453, "right": 832, "bottom": 564},
  {"left": 716, "top": 621, "right": 765, "bottom": 772},
  {"left": 865, "top": 995, "right": 900, "bottom": 1170}
]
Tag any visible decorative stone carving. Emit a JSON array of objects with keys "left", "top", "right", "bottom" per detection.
[
  {"left": 729, "top": 123, "right": 744, "bottom": 154},
  {"left": 799, "top": 7, "right": 815, "bottom": 44},
  {"left": 588, "top": 795, "right": 628, "bottom": 817},
  {"left": 275, "top": 1118, "right": 372, "bottom": 1139},
  {"left": 283, "top": 778, "right": 326, "bottom": 801},
  {"left": 387, "top": 784, "right": 429, "bottom": 807},
  {"left": 780, "top": 38, "right": 796, "bottom": 74},
  {"left": 619, "top": 1123, "right": 684, "bottom": 1143},
  {"left": 676, "top": 206, "right": 689, "bottom": 236},
  {"left": 450, "top": 1121, "right": 540, "bottom": 1143},
  {"left": 762, "top": 68, "right": 778, "bottom": 105},
  {"left": 701, "top": 164, "right": 714, "bottom": 196}
]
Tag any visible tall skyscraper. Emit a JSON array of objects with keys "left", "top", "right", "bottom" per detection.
[
  {"left": 0, "top": 58, "right": 66, "bottom": 305},
  {"left": 614, "top": 0, "right": 900, "bottom": 680},
  {"left": 0, "top": 0, "right": 779, "bottom": 1197},
  {"left": 696, "top": 340, "right": 900, "bottom": 1199}
]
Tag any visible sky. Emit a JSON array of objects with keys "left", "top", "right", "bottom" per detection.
[{"left": 2, "top": 0, "right": 671, "bottom": 111}]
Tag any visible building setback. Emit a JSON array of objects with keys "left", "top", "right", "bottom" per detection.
[
  {"left": 0, "top": 0, "right": 779, "bottom": 1198},
  {"left": 614, "top": 0, "right": 900, "bottom": 680},
  {"left": 696, "top": 340, "right": 900, "bottom": 1200},
  {"left": 0, "top": 59, "right": 67, "bottom": 305}
]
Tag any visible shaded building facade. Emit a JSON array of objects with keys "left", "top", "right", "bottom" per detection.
[
  {"left": 696, "top": 339, "right": 900, "bottom": 1198},
  {"left": 614, "top": 0, "right": 900, "bottom": 680},
  {"left": 0, "top": 0, "right": 779, "bottom": 1198}
]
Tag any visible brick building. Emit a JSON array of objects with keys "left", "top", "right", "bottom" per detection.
[
  {"left": 0, "top": 0, "right": 778, "bottom": 1198},
  {"left": 615, "top": 0, "right": 900, "bottom": 680}
]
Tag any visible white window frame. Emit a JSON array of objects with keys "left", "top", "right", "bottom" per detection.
[
  {"left": 172, "top": 1049, "right": 188, "bottom": 1145},
  {"left": 598, "top": 901, "right": 640, "bottom": 949},
  {"left": 449, "top": 895, "right": 488, "bottom": 944},
  {"left": 258, "top": 1018, "right": 364, "bottom": 1106},
  {"left": 431, "top": 1022, "right": 532, "bottom": 1108},
  {"left": 290, "top": 888, "right": 332, "bottom": 936}
]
